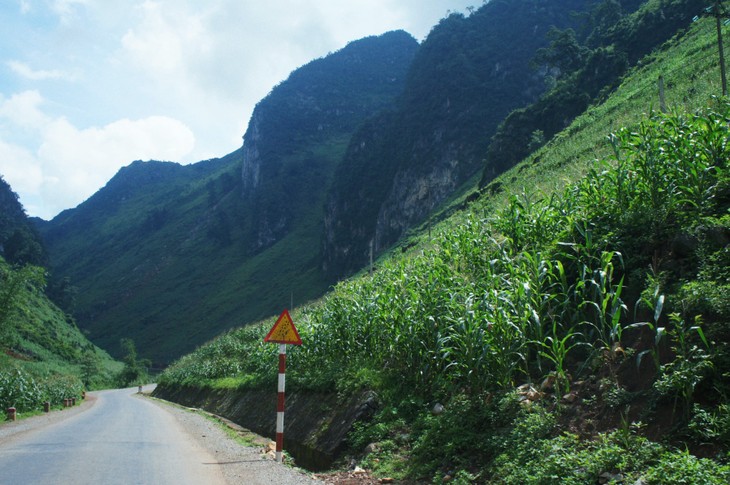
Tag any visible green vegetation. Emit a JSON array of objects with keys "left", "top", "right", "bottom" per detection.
[
  {"left": 0, "top": 367, "right": 83, "bottom": 414},
  {"left": 0, "top": 254, "right": 121, "bottom": 414},
  {"left": 1, "top": 173, "right": 122, "bottom": 413},
  {"left": 38, "top": 31, "right": 418, "bottom": 365},
  {"left": 0, "top": 175, "right": 47, "bottom": 267},
  {"left": 325, "top": 0, "right": 593, "bottom": 278},
  {"left": 482, "top": 0, "right": 706, "bottom": 186},
  {"left": 116, "top": 338, "right": 151, "bottom": 387},
  {"left": 159, "top": 16, "right": 730, "bottom": 482},
  {"left": 0, "top": 253, "right": 120, "bottom": 413}
]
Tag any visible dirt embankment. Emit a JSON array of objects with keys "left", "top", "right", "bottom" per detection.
[{"left": 153, "top": 384, "right": 377, "bottom": 471}]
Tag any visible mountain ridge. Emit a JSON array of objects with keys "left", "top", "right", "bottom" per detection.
[{"left": 38, "top": 30, "right": 420, "bottom": 363}]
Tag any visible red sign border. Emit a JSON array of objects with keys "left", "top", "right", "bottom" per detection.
[{"left": 264, "top": 309, "right": 303, "bottom": 345}]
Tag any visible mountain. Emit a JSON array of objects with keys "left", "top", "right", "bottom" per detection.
[
  {"left": 38, "top": 31, "right": 419, "bottom": 364},
  {"left": 321, "top": 0, "right": 605, "bottom": 278},
  {"left": 241, "top": 30, "right": 419, "bottom": 252},
  {"left": 480, "top": 0, "right": 707, "bottom": 186},
  {"left": 320, "top": 0, "right": 694, "bottom": 279},
  {"left": 0, "top": 176, "right": 47, "bottom": 267},
  {"left": 155, "top": 12, "right": 730, "bottom": 479},
  {"left": 38, "top": 0, "right": 706, "bottom": 366}
]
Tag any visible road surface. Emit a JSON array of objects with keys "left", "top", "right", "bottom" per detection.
[{"left": 0, "top": 386, "right": 320, "bottom": 485}]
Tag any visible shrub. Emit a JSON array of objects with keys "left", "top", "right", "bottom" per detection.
[{"left": 642, "top": 449, "right": 730, "bottom": 484}]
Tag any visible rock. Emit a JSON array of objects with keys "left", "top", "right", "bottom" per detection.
[
  {"left": 517, "top": 384, "right": 544, "bottom": 403},
  {"left": 353, "top": 466, "right": 367, "bottom": 475},
  {"left": 364, "top": 443, "right": 379, "bottom": 455},
  {"left": 380, "top": 478, "right": 395, "bottom": 484},
  {"left": 431, "top": 403, "right": 445, "bottom": 415},
  {"left": 562, "top": 392, "right": 578, "bottom": 403},
  {"left": 598, "top": 471, "right": 623, "bottom": 484},
  {"left": 540, "top": 375, "right": 556, "bottom": 392}
]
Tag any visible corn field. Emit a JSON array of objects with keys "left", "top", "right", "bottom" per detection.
[{"left": 160, "top": 100, "right": 729, "bottom": 401}]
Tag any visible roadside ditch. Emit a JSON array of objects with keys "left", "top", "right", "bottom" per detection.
[{"left": 152, "top": 384, "right": 377, "bottom": 470}]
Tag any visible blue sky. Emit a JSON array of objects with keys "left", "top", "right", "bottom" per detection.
[{"left": 0, "top": 0, "right": 477, "bottom": 220}]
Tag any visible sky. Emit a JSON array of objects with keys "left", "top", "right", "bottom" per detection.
[{"left": 0, "top": 0, "right": 478, "bottom": 220}]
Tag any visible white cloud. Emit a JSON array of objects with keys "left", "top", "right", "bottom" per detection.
[
  {"left": 1, "top": 0, "right": 477, "bottom": 218},
  {"left": 121, "top": 1, "right": 199, "bottom": 75},
  {"left": 0, "top": 139, "right": 43, "bottom": 194},
  {"left": 0, "top": 90, "right": 195, "bottom": 219},
  {"left": 51, "top": 0, "right": 92, "bottom": 23},
  {"left": 7, "top": 60, "right": 74, "bottom": 81},
  {"left": 0, "top": 90, "right": 49, "bottom": 128}
]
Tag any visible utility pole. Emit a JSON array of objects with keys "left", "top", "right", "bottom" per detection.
[
  {"left": 705, "top": 1, "right": 730, "bottom": 95},
  {"left": 369, "top": 239, "right": 374, "bottom": 275}
]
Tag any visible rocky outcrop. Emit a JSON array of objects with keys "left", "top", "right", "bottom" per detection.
[
  {"left": 239, "top": 30, "right": 418, "bottom": 253},
  {"left": 153, "top": 384, "right": 377, "bottom": 471},
  {"left": 241, "top": 113, "right": 262, "bottom": 197},
  {"left": 374, "top": 150, "right": 461, "bottom": 254}
]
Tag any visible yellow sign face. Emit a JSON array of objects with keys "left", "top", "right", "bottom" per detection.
[{"left": 264, "top": 309, "right": 302, "bottom": 345}]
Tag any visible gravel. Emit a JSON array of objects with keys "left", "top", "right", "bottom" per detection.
[{"left": 144, "top": 391, "right": 324, "bottom": 485}]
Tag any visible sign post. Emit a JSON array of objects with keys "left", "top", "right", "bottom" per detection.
[{"left": 263, "top": 309, "right": 302, "bottom": 463}]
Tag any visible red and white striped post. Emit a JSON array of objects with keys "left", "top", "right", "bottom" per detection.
[
  {"left": 276, "top": 343, "right": 287, "bottom": 463},
  {"left": 264, "top": 309, "right": 302, "bottom": 464}
]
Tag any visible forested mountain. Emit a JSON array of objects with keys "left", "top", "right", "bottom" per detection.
[
  {"left": 322, "top": 0, "right": 700, "bottom": 278},
  {"left": 38, "top": 31, "right": 419, "bottom": 363},
  {"left": 481, "top": 0, "right": 707, "bottom": 186},
  {"left": 0, "top": 176, "right": 46, "bottom": 267},
  {"left": 241, "top": 30, "right": 419, "bottom": 252}
]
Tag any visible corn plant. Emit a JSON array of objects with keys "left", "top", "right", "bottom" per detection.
[
  {"left": 654, "top": 314, "right": 712, "bottom": 421},
  {"left": 577, "top": 251, "right": 627, "bottom": 351}
]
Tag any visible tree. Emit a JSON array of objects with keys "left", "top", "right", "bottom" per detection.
[
  {"left": 80, "top": 349, "right": 101, "bottom": 388},
  {"left": 4, "top": 227, "right": 47, "bottom": 266},
  {"left": 117, "top": 338, "right": 151, "bottom": 387},
  {"left": 532, "top": 27, "right": 589, "bottom": 79}
]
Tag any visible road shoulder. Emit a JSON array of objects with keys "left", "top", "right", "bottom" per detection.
[{"left": 144, "top": 392, "right": 322, "bottom": 485}]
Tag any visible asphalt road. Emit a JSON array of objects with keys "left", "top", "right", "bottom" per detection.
[{"left": 0, "top": 387, "right": 226, "bottom": 485}]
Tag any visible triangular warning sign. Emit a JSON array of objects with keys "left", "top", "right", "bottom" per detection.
[{"left": 264, "top": 309, "right": 302, "bottom": 345}]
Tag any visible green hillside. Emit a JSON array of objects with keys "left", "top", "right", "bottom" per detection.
[
  {"left": 0, "top": 255, "right": 121, "bottom": 413},
  {"left": 1, "top": 176, "right": 120, "bottom": 413},
  {"left": 38, "top": 32, "right": 418, "bottom": 364},
  {"left": 157, "top": 16, "right": 730, "bottom": 482},
  {"left": 37, "top": 1, "right": 701, "bottom": 368}
]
